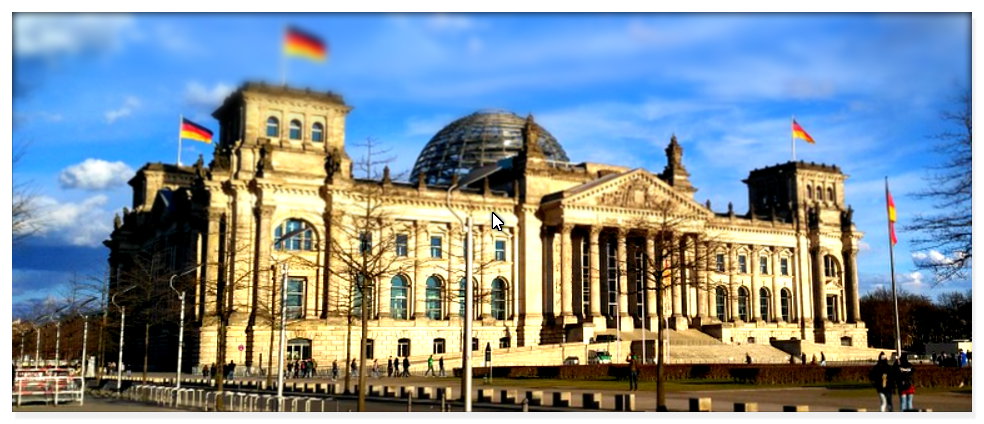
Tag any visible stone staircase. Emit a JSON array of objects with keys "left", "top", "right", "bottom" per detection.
[{"left": 786, "top": 340, "right": 886, "bottom": 363}]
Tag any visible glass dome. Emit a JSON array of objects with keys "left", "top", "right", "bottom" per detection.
[{"left": 409, "top": 110, "right": 569, "bottom": 185}]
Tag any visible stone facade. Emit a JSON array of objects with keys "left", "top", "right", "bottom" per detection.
[{"left": 104, "top": 82, "right": 867, "bottom": 372}]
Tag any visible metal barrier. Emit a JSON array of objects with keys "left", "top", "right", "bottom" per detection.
[{"left": 13, "top": 375, "right": 84, "bottom": 406}]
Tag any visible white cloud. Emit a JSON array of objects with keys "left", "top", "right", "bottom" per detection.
[
  {"left": 14, "top": 14, "right": 134, "bottom": 58},
  {"left": 184, "top": 81, "right": 234, "bottom": 108},
  {"left": 27, "top": 195, "right": 114, "bottom": 246},
  {"left": 899, "top": 271, "right": 925, "bottom": 290},
  {"left": 104, "top": 96, "right": 140, "bottom": 123},
  {"left": 59, "top": 158, "right": 134, "bottom": 190}
]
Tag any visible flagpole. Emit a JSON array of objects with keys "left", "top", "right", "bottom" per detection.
[
  {"left": 177, "top": 114, "right": 183, "bottom": 167},
  {"left": 791, "top": 115, "right": 796, "bottom": 162},
  {"left": 885, "top": 177, "right": 902, "bottom": 359}
]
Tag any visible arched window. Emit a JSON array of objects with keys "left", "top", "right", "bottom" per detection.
[
  {"left": 759, "top": 287, "right": 771, "bottom": 322},
  {"left": 806, "top": 185, "right": 813, "bottom": 199},
  {"left": 425, "top": 276, "right": 443, "bottom": 320},
  {"left": 390, "top": 275, "right": 409, "bottom": 320},
  {"left": 311, "top": 122, "right": 324, "bottom": 142},
  {"left": 266, "top": 117, "right": 279, "bottom": 137},
  {"left": 491, "top": 278, "right": 506, "bottom": 320},
  {"left": 737, "top": 287, "right": 749, "bottom": 321},
  {"left": 274, "top": 219, "right": 315, "bottom": 251},
  {"left": 780, "top": 288, "right": 791, "bottom": 322},
  {"left": 715, "top": 286, "right": 728, "bottom": 321},
  {"left": 827, "top": 187, "right": 834, "bottom": 202},
  {"left": 289, "top": 119, "right": 302, "bottom": 140}
]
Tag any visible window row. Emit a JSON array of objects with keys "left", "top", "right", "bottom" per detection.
[
  {"left": 714, "top": 253, "right": 790, "bottom": 276},
  {"left": 806, "top": 184, "right": 836, "bottom": 203},
  {"left": 350, "top": 275, "right": 510, "bottom": 321},
  {"left": 714, "top": 286, "right": 792, "bottom": 322},
  {"left": 266, "top": 117, "right": 325, "bottom": 142}
]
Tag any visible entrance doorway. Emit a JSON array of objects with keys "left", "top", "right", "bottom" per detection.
[{"left": 287, "top": 338, "right": 312, "bottom": 361}]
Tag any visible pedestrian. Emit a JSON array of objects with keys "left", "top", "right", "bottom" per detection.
[
  {"left": 869, "top": 352, "right": 894, "bottom": 412},
  {"left": 293, "top": 359, "right": 300, "bottom": 378},
  {"left": 811, "top": 354, "right": 817, "bottom": 365},
  {"left": 351, "top": 358, "right": 357, "bottom": 377},
  {"left": 820, "top": 352, "right": 827, "bottom": 367},
  {"left": 393, "top": 357, "right": 400, "bottom": 376},
  {"left": 745, "top": 353, "right": 752, "bottom": 364},
  {"left": 331, "top": 359, "right": 339, "bottom": 381},
  {"left": 227, "top": 360, "right": 236, "bottom": 380},
  {"left": 202, "top": 364, "right": 209, "bottom": 379},
  {"left": 287, "top": 361, "right": 294, "bottom": 379},
  {"left": 373, "top": 359, "right": 380, "bottom": 378},
  {"left": 402, "top": 356, "right": 410, "bottom": 377},
  {"left": 627, "top": 354, "right": 639, "bottom": 391},
  {"left": 425, "top": 355, "right": 435, "bottom": 377},
  {"left": 959, "top": 349, "right": 968, "bottom": 368},
  {"left": 439, "top": 356, "right": 445, "bottom": 377},
  {"left": 387, "top": 357, "right": 393, "bottom": 378},
  {"left": 895, "top": 354, "right": 915, "bottom": 411},
  {"left": 801, "top": 353, "right": 807, "bottom": 364},
  {"left": 210, "top": 363, "right": 216, "bottom": 379},
  {"left": 310, "top": 358, "right": 318, "bottom": 378},
  {"left": 789, "top": 355, "right": 795, "bottom": 364}
]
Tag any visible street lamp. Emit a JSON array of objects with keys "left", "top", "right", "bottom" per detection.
[
  {"left": 271, "top": 226, "right": 308, "bottom": 411},
  {"left": 74, "top": 297, "right": 96, "bottom": 406},
  {"left": 169, "top": 265, "right": 202, "bottom": 389},
  {"left": 112, "top": 285, "right": 137, "bottom": 393},
  {"left": 445, "top": 179, "right": 478, "bottom": 412}
]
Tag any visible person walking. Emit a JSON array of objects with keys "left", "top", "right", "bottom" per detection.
[
  {"left": 209, "top": 363, "right": 216, "bottom": 380},
  {"left": 820, "top": 352, "right": 827, "bottom": 367},
  {"left": 869, "top": 352, "right": 894, "bottom": 412},
  {"left": 227, "top": 360, "right": 236, "bottom": 380},
  {"left": 745, "top": 353, "right": 752, "bottom": 364},
  {"left": 350, "top": 358, "right": 357, "bottom": 377},
  {"left": 425, "top": 355, "right": 435, "bottom": 377},
  {"left": 387, "top": 357, "right": 394, "bottom": 378},
  {"left": 402, "top": 356, "right": 410, "bottom": 377},
  {"left": 801, "top": 353, "right": 807, "bottom": 364},
  {"left": 438, "top": 356, "right": 445, "bottom": 377},
  {"left": 331, "top": 359, "right": 339, "bottom": 381},
  {"left": 393, "top": 357, "right": 400, "bottom": 377},
  {"left": 287, "top": 361, "right": 294, "bottom": 379},
  {"left": 202, "top": 364, "right": 209, "bottom": 379},
  {"left": 895, "top": 354, "right": 916, "bottom": 411},
  {"left": 626, "top": 354, "right": 639, "bottom": 391},
  {"left": 373, "top": 359, "right": 380, "bottom": 378},
  {"left": 299, "top": 359, "right": 307, "bottom": 378}
]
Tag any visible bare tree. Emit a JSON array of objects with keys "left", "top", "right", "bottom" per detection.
[
  {"left": 12, "top": 141, "right": 38, "bottom": 244},
  {"left": 906, "top": 91, "right": 971, "bottom": 284},
  {"left": 327, "top": 137, "right": 409, "bottom": 411},
  {"left": 630, "top": 199, "right": 720, "bottom": 411}
]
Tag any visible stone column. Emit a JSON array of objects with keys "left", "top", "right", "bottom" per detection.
[
  {"left": 588, "top": 227, "right": 604, "bottom": 327},
  {"left": 843, "top": 249, "right": 861, "bottom": 323},
  {"left": 254, "top": 205, "right": 275, "bottom": 320},
  {"left": 446, "top": 222, "right": 459, "bottom": 319},
  {"left": 560, "top": 224, "right": 575, "bottom": 322},
  {"left": 616, "top": 229, "right": 633, "bottom": 330},
  {"left": 772, "top": 249, "right": 781, "bottom": 323},
  {"left": 204, "top": 209, "right": 223, "bottom": 316},
  {"left": 811, "top": 247, "right": 825, "bottom": 326},
  {"left": 750, "top": 245, "right": 761, "bottom": 321},
  {"left": 694, "top": 240, "right": 708, "bottom": 323},
  {"left": 480, "top": 225, "right": 492, "bottom": 319},
  {"left": 413, "top": 221, "right": 427, "bottom": 318}
]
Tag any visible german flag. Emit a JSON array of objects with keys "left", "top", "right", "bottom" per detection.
[
  {"left": 886, "top": 186, "right": 898, "bottom": 245},
  {"left": 284, "top": 26, "right": 327, "bottom": 62},
  {"left": 180, "top": 118, "right": 213, "bottom": 144},
  {"left": 792, "top": 119, "right": 815, "bottom": 144}
]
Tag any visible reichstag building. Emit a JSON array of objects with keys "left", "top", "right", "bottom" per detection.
[{"left": 105, "top": 82, "right": 870, "bottom": 373}]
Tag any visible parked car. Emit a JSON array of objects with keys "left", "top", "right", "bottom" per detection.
[
  {"left": 563, "top": 356, "right": 580, "bottom": 365},
  {"left": 588, "top": 350, "right": 612, "bottom": 364}
]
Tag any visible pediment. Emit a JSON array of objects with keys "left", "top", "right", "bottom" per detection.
[{"left": 544, "top": 168, "right": 711, "bottom": 218}]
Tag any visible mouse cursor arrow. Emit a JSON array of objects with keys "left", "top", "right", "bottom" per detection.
[{"left": 491, "top": 212, "right": 504, "bottom": 231}]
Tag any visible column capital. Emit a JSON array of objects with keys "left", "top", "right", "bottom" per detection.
[
  {"left": 560, "top": 223, "right": 576, "bottom": 234},
  {"left": 589, "top": 226, "right": 603, "bottom": 239}
]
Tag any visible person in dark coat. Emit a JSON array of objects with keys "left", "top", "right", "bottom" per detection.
[
  {"left": 402, "top": 356, "right": 410, "bottom": 377},
  {"left": 439, "top": 356, "right": 445, "bottom": 377},
  {"left": 894, "top": 354, "right": 915, "bottom": 411},
  {"left": 387, "top": 357, "right": 394, "bottom": 378},
  {"left": 869, "top": 352, "right": 894, "bottom": 412},
  {"left": 331, "top": 359, "right": 339, "bottom": 381},
  {"left": 745, "top": 353, "right": 752, "bottom": 364},
  {"left": 350, "top": 358, "right": 357, "bottom": 377},
  {"left": 202, "top": 364, "right": 209, "bottom": 379},
  {"left": 800, "top": 353, "right": 807, "bottom": 364},
  {"left": 626, "top": 354, "right": 639, "bottom": 391},
  {"left": 393, "top": 357, "right": 400, "bottom": 376}
]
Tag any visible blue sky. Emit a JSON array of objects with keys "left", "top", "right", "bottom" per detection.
[{"left": 11, "top": 13, "right": 971, "bottom": 312}]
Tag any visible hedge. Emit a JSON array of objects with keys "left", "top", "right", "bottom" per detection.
[{"left": 459, "top": 364, "right": 971, "bottom": 388}]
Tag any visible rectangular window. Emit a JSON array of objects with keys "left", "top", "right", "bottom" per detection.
[
  {"left": 738, "top": 255, "right": 747, "bottom": 273},
  {"left": 395, "top": 234, "right": 408, "bottom": 257},
  {"left": 430, "top": 236, "right": 442, "bottom": 258},
  {"left": 286, "top": 277, "right": 305, "bottom": 319},
  {"left": 759, "top": 256, "right": 768, "bottom": 274},
  {"left": 433, "top": 338, "right": 446, "bottom": 354},
  {"left": 495, "top": 240, "right": 506, "bottom": 261},
  {"left": 397, "top": 339, "right": 410, "bottom": 357},
  {"left": 780, "top": 258, "right": 789, "bottom": 276},
  {"left": 359, "top": 232, "right": 372, "bottom": 255},
  {"left": 581, "top": 237, "right": 591, "bottom": 315},
  {"left": 366, "top": 339, "right": 374, "bottom": 360},
  {"left": 715, "top": 254, "right": 725, "bottom": 272},
  {"left": 606, "top": 241, "right": 618, "bottom": 317},
  {"left": 499, "top": 337, "right": 510, "bottom": 349},
  {"left": 826, "top": 295, "right": 838, "bottom": 321}
]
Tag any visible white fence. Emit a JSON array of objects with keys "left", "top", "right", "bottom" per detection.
[
  {"left": 123, "top": 384, "right": 329, "bottom": 412},
  {"left": 13, "top": 376, "right": 85, "bottom": 406}
]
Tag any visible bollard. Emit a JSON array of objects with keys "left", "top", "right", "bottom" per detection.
[
  {"left": 783, "top": 405, "right": 809, "bottom": 412},
  {"left": 407, "top": 392, "right": 413, "bottom": 412},
  {"left": 440, "top": 392, "right": 447, "bottom": 412},
  {"left": 582, "top": 393, "right": 602, "bottom": 410},
  {"left": 552, "top": 392, "right": 571, "bottom": 407},
  {"left": 838, "top": 408, "right": 866, "bottom": 412},
  {"left": 369, "top": 385, "right": 381, "bottom": 397},
  {"left": 417, "top": 386, "right": 431, "bottom": 400},
  {"left": 615, "top": 394, "right": 635, "bottom": 411},
  {"left": 384, "top": 386, "right": 397, "bottom": 397},
  {"left": 734, "top": 402, "right": 758, "bottom": 412},
  {"left": 500, "top": 389, "right": 518, "bottom": 404},
  {"left": 478, "top": 388, "right": 494, "bottom": 403},
  {"left": 401, "top": 386, "right": 416, "bottom": 399},
  {"left": 690, "top": 397, "right": 712, "bottom": 412},
  {"left": 525, "top": 390, "right": 543, "bottom": 406}
]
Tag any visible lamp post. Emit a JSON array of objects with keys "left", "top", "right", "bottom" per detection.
[
  {"left": 446, "top": 182, "right": 474, "bottom": 412},
  {"left": 270, "top": 227, "right": 307, "bottom": 411},
  {"left": 73, "top": 297, "right": 96, "bottom": 405},
  {"left": 112, "top": 285, "right": 137, "bottom": 393},
  {"left": 169, "top": 265, "right": 202, "bottom": 389},
  {"left": 35, "top": 324, "right": 41, "bottom": 368}
]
